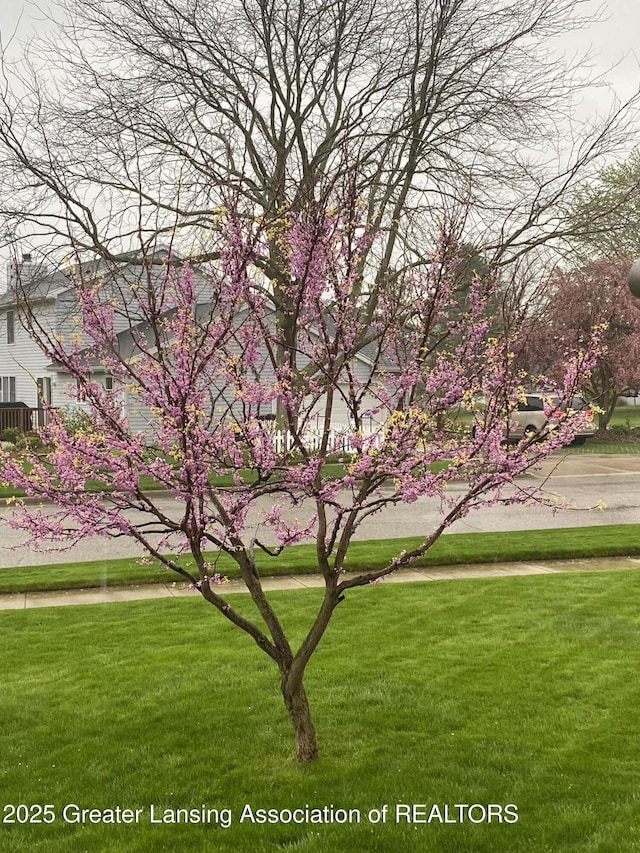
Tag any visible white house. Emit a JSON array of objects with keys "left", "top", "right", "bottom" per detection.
[
  {"left": 0, "top": 257, "right": 73, "bottom": 426},
  {"left": 0, "top": 253, "right": 397, "bottom": 442},
  {"left": 0, "top": 252, "right": 176, "bottom": 430}
]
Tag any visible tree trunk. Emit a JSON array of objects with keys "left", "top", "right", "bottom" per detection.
[
  {"left": 597, "top": 385, "right": 617, "bottom": 431},
  {"left": 281, "top": 674, "right": 318, "bottom": 762},
  {"left": 598, "top": 406, "right": 608, "bottom": 431}
]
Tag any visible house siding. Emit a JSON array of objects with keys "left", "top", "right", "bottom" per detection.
[
  {"left": 1, "top": 265, "right": 396, "bottom": 439},
  {"left": 0, "top": 301, "right": 61, "bottom": 408}
]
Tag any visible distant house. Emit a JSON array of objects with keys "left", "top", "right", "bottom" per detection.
[
  {"left": 0, "top": 253, "right": 396, "bottom": 441},
  {"left": 0, "top": 256, "right": 73, "bottom": 424},
  {"left": 48, "top": 305, "right": 395, "bottom": 446},
  {"left": 0, "top": 252, "right": 174, "bottom": 429}
]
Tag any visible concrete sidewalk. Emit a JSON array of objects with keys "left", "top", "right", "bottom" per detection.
[{"left": 2, "top": 556, "right": 640, "bottom": 611}]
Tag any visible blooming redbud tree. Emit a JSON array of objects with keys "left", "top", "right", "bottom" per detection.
[
  {"left": 1, "top": 209, "right": 599, "bottom": 761},
  {"left": 520, "top": 259, "right": 640, "bottom": 429}
]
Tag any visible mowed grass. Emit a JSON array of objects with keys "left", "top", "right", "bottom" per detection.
[
  {"left": 3, "top": 523, "right": 640, "bottom": 594},
  {"left": 2, "top": 571, "right": 640, "bottom": 851},
  {"left": 610, "top": 406, "right": 640, "bottom": 427},
  {"left": 0, "top": 463, "right": 352, "bottom": 501},
  {"left": 571, "top": 440, "right": 640, "bottom": 455}
]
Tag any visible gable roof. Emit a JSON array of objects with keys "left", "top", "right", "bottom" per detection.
[
  {"left": 0, "top": 246, "right": 182, "bottom": 311},
  {"left": 47, "top": 298, "right": 399, "bottom": 379},
  {"left": 0, "top": 270, "right": 73, "bottom": 310}
]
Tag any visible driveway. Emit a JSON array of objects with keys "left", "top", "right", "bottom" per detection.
[{"left": 533, "top": 452, "right": 640, "bottom": 478}]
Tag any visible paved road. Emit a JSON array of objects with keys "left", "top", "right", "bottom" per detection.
[{"left": 1, "top": 454, "right": 639, "bottom": 569}]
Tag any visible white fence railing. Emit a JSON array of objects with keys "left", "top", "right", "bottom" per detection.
[{"left": 269, "top": 423, "right": 383, "bottom": 455}]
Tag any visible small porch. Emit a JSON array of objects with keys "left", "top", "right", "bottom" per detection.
[{"left": 0, "top": 404, "right": 53, "bottom": 434}]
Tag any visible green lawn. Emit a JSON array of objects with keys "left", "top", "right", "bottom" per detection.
[
  {"left": 3, "top": 523, "right": 640, "bottom": 594},
  {"left": 609, "top": 405, "right": 640, "bottom": 427},
  {"left": 0, "top": 466, "right": 265, "bottom": 500},
  {"left": 2, "top": 571, "right": 640, "bottom": 851},
  {"left": 0, "top": 462, "right": 365, "bottom": 501},
  {"left": 572, "top": 440, "right": 640, "bottom": 454}
]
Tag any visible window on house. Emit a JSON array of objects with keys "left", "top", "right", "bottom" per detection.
[
  {"left": 6, "top": 310, "right": 15, "bottom": 345},
  {"left": 105, "top": 375, "right": 114, "bottom": 391},
  {"left": 37, "top": 377, "right": 52, "bottom": 406},
  {"left": 1, "top": 376, "right": 16, "bottom": 403}
]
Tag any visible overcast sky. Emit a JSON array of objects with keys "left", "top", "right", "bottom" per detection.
[
  {"left": 0, "top": 0, "right": 638, "bottom": 114},
  {"left": 0, "top": 0, "right": 637, "bottom": 282},
  {"left": 558, "top": 0, "right": 640, "bottom": 113}
]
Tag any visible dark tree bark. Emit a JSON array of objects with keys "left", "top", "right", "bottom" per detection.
[{"left": 281, "top": 673, "right": 319, "bottom": 763}]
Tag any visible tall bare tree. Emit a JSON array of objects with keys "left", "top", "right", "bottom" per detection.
[{"left": 0, "top": 0, "right": 636, "bottom": 267}]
